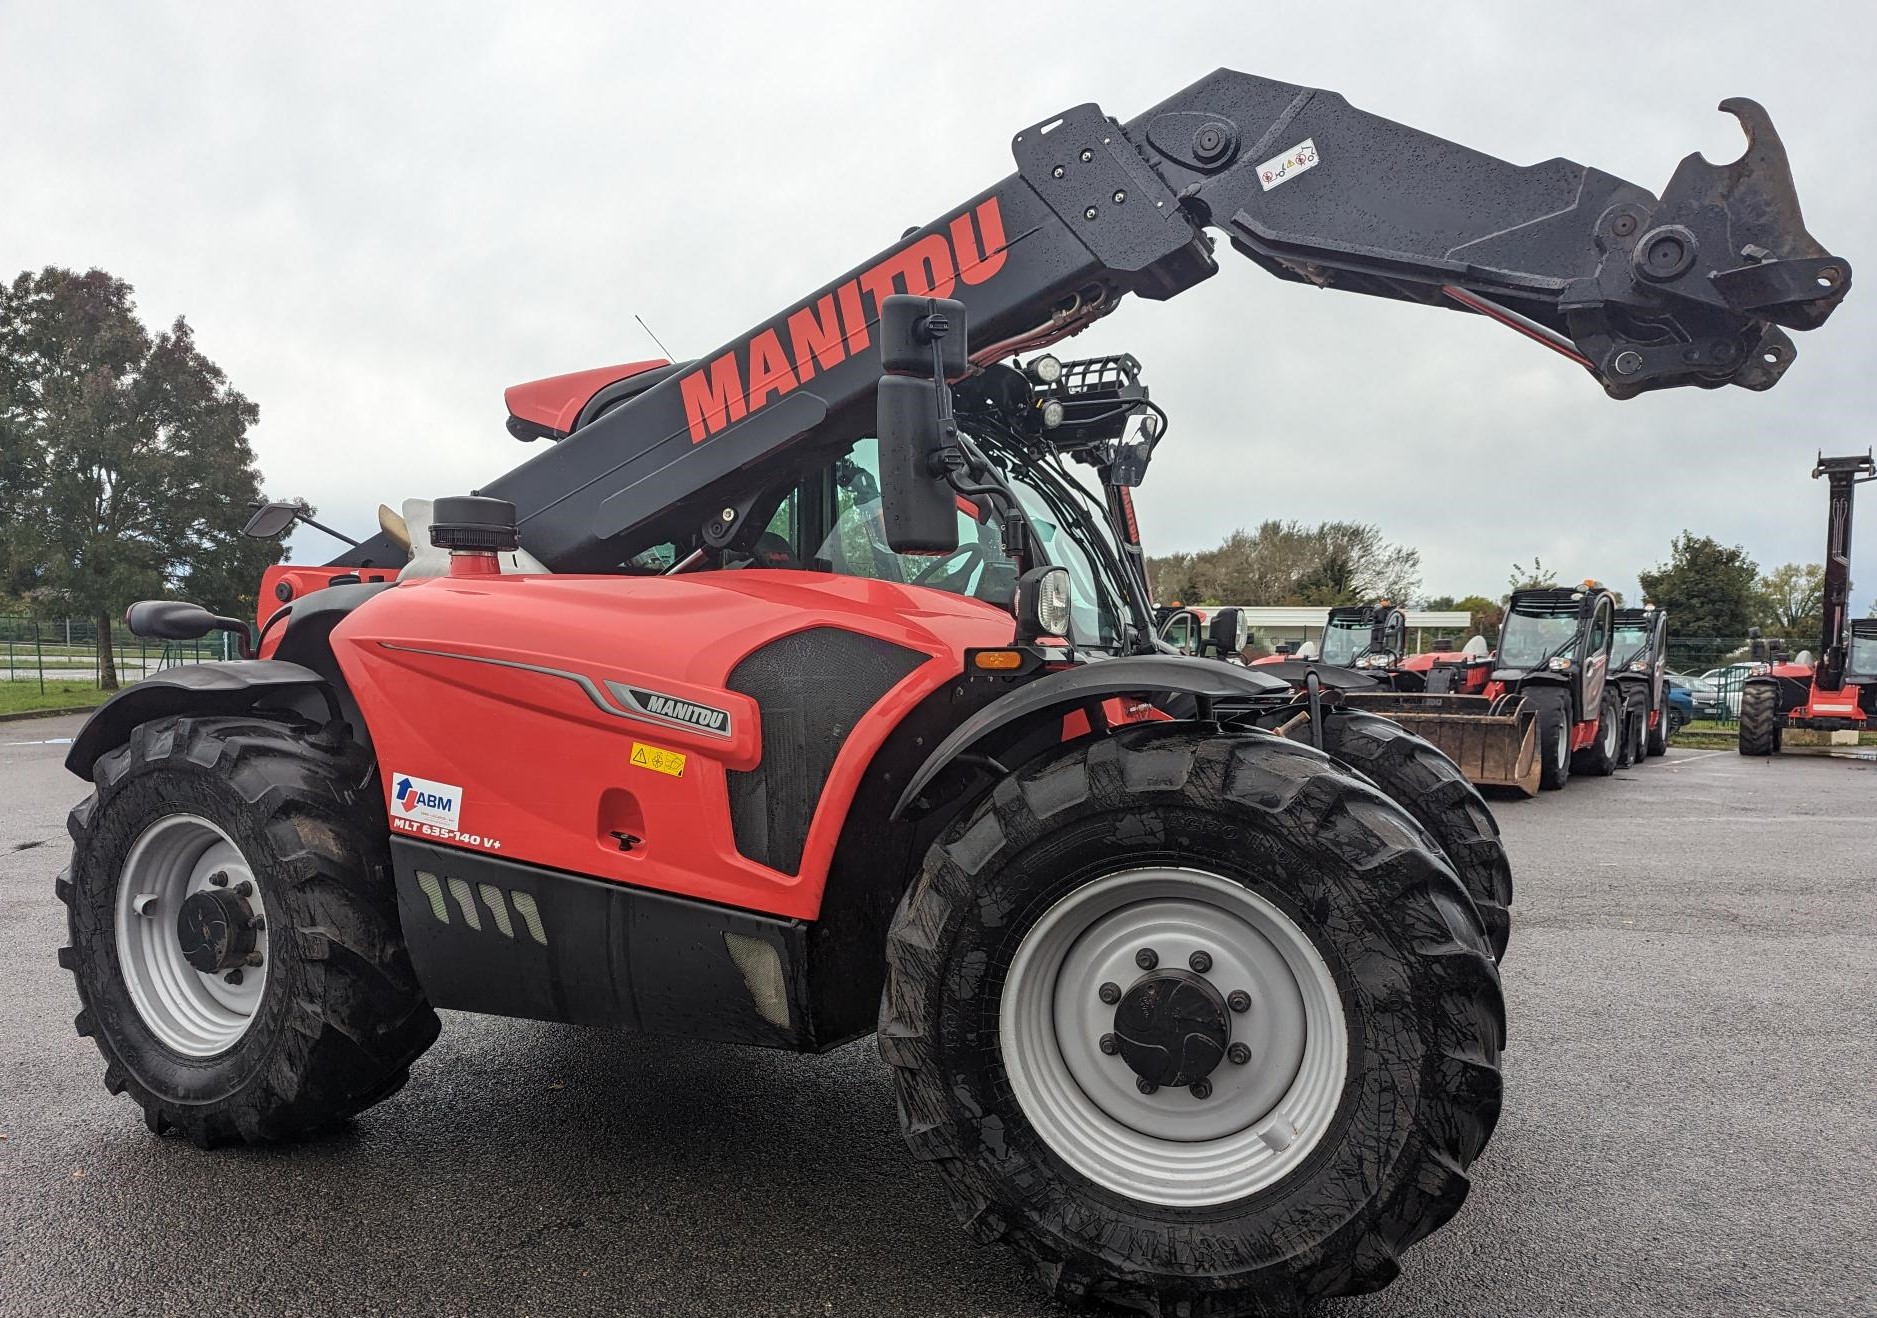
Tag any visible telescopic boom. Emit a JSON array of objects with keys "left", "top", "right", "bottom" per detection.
[{"left": 467, "top": 69, "right": 1848, "bottom": 572}]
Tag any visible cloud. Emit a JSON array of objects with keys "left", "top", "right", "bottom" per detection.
[{"left": 5, "top": 1, "right": 1872, "bottom": 610}]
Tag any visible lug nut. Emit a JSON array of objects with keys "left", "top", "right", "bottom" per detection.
[
  {"left": 1227, "top": 990, "right": 1251, "bottom": 1013},
  {"left": 1099, "top": 1033, "right": 1119, "bottom": 1056},
  {"left": 1191, "top": 1079, "right": 1213, "bottom": 1100},
  {"left": 248, "top": 915, "right": 266, "bottom": 932},
  {"left": 1135, "top": 948, "right": 1159, "bottom": 971},
  {"left": 244, "top": 951, "right": 264, "bottom": 968},
  {"left": 224, "top": 969, "right": 243, "bottom": 986},
  {"left": 1098, "top": 981, "right": 1121, "bottom": 1005},
  {"left": 1136, "top": 1077, "right": 1158, "bottom": 1095},
  {"left": 233, "top": 880, "right": 254, "bottom": 898},
  {"left": 1228, "top": 1043, "right": 1251, "bottom": 1066},
  {"left": 209, "top": 871, "right": 229, "bottom": 887},
  {"left": 1189, "top": 950, "right": 1212, "bottom": 974}
]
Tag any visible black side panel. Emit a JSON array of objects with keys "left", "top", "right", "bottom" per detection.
[
  {"left": 274, "top": 581, "right": 394, "bottom": 746},
  {"left": 1772, "top": 673, "right": 1813, "bottom": 713},
  {"left": 391, "top": 841, "right": 815, "bottom": 1050},
  {"left": 725, "top": 628, "right": 925, "bottom": 875}
]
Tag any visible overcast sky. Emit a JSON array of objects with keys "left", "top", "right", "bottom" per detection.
[{"left": 5, "top": 1, "right": 1874, "bottom": 611}]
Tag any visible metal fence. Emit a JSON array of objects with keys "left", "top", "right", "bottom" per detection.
[
  {"left": 1667, "top": 639, "right": 1779, "bottom": 728},
  {"left": 0, "top": 615, "right": 233, "bottom": 692}
]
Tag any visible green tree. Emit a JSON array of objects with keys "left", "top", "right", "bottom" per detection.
[
  {"left": 1508, "top": 557, "right": 1557, "bottom": 593},
  {"left": 1145, "top": 519, "right": 1420, "bottom": 606},
  {"left": 0, "top": 268, "right": 280, "bottom": 688},
  {"left": 1637, "top": 533, "right": 1760, "bottom": 671},
  {"left": 1453, "top": 593, "right": 1504, "bottom": 646},
  {"left": 1756, "top": 562, "right": 1824, "bottom": 644}
]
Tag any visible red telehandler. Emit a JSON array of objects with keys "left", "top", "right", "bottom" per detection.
[
  {"left": 1740, "top": 452, "right": 1877, "bottom": 754},
  {"left": 59, "top": 72, "right": 1846, "bottom": 1316}
]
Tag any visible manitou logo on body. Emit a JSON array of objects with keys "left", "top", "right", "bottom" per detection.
[
  {"left": 392, "top": 774, "right": 463, "bottom": 831},
  {"left": 607, "top": 682, "right": 734, "bottom": 738},
  {"left": 677, "top": 195, "right": 1010, "bottom": 443}
]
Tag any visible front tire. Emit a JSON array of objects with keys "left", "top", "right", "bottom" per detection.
[
  {"left": 1646, "top": 698, "right": 1671, "bottom": 756},
  {"left": 1312, "top": 709, "right": 1513, "bottom": 962},
  {"left": 1738, "top": 682, "right": 1781, "bottom": 757},
  {"left": 1534, "top": 691, "right": 1572, "bottom": 791},
  {"left": 60, "top": 715, "right": 440, "bottom": 1147},
  {"left": 881, "top": 725, "right": 1504, "bottom": 1316},
  {"left": 1572, "top": 691, "right": 1621, "bottom": 777}
]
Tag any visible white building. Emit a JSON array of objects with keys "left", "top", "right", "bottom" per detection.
[{"left": 1223, "top": 607, "right": 1475, "bottom": 655}]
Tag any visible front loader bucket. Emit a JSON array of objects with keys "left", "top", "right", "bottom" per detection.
[{"left": 1341, "top": 692, "right": 1542, "bottom": 797}]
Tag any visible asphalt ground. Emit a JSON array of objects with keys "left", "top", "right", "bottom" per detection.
[{"left": 2, "top": 712, "right": 1872, "bottom": 1317}]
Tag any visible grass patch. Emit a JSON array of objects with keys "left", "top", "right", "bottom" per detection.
[{"left": 0, "top": 679, "right": 112, "bottom": 716}]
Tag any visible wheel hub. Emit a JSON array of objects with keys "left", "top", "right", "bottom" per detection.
[
  {"left": 1112, "top": 968, "right": 1229, "bottom": 1088},
  {"left": 176, "top": 887, "right": 258, "bottom": 974}
]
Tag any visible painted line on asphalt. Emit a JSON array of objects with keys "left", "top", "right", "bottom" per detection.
[
  {"left": 1667, "top": 750, "right": 1730, "bottom": 764},
  {"left": 3, "top": 737, "right": 75, "bottom": 747}
]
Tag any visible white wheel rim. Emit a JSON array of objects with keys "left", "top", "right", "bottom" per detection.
[
  {"left": 113, "top": 815, "right": 270, "bottom": 1057},
  {"left": 1602, "top": 710, "right": 1617, "bottom": 757},
  {"left": 999, "top": 867, "right": 1347, "bottom": 1207}
]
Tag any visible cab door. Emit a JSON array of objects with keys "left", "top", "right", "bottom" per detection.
[{"left": 1577, "top": 595, "right": 1615, "bottom": 719}]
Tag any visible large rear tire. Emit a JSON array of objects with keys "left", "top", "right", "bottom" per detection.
[
  {"left": 881, "top": 725, "right": 1504, "bottom": 1316},
  {"left": 1312, "top": 709, "right": 1513, "bottom": 962},
  {"left": 1738, "top": 682, "right": 1781, "bottom": 757},
  {"left": 60, "top": 715, "right": 439, "bottom": 1147}
]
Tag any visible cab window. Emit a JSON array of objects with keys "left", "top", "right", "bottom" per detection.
[{"left": 1587, "top": 600, "right": 1613, "bottom": 658}]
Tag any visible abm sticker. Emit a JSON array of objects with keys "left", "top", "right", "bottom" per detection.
[{"left": 392, "top": 773, "right": 463, "bottom": 831}]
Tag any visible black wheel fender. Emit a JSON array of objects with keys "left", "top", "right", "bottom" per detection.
[
  {"left": 65, "top": 661, "right": 338, "bottom": 782},
  {"left": 889, "top": 655, "right": 1289, "bottom": 820}
]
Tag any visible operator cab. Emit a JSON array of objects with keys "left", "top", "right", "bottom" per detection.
[
  {"left": 1495, "top": 588, "right": 1612, "bottom": 678},
  {"left": 1850, "top": 618, "right": 1877, "bottom": 682}
]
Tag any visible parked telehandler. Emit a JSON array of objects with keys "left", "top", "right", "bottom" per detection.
[
  {"left": 1610, "top": 605, "right": 1673, "bottom": 762},
  {"left": 1740, "top": 453, "right": 1876, "bottom": 754},
  {"left": 60, "top": 71, "right": 1846, "bottom": 1316}
]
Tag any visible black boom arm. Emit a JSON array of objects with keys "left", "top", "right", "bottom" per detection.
[
  {"left": 482, "top": 69, "right": 1849, "bottom": 572},
  {"left": 1814, "top": 452, "right": 1876, "bottom": 692}
]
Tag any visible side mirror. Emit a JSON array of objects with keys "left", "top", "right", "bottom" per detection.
[
  {"left": 125, "top": 600, "right": 254, "bottom": 656},
  {"left": 242, "top": 500, "right": 305, "bottom": 540},
  {"left": 875, "top": 294, "right": 966, "bottom": 555}
]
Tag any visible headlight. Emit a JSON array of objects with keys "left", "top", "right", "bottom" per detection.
[
  {"left": 1029, "top": 353, "right": 1063, "bottom": 384},
  {"left": 1234, "top": 612, "right": 1250, "bottom": 652},
  {"left": 1547, "top": 656, "right": 1574, "bottom": 672},
  {"left": 1015, "top": 565, "right": 1073, "bottom": 640},
  {"left": 1628, "top": 659, "right": 1650, "bottom": 673},
  {"left": 1354, "top": 653, "right": 1390, "bottom": 669},
  {"left": 1040, "top": 398, "right": 1066, "bottom": 428}
]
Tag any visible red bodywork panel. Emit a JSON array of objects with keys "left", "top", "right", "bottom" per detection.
[
  {"left": 1759, "top": 662, "right": 1867, "bottom": 724},
  {"left": 1397, "top": 650, "right": 1492, "bottom": 694},
  {"left": 257, "top": 565, "right": 399, "bottom": 633},
  {"left": 329, "top": 571, "right": 1011, "bottom": 921},
  {"left": 504, "top": 360, "right": 669, "bottom": 439}
]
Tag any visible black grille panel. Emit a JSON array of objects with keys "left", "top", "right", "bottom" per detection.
[{"left": 726, "top": 628, "right": 926, "bottom": 875}]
